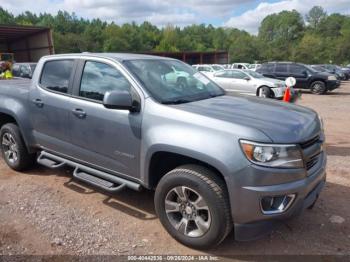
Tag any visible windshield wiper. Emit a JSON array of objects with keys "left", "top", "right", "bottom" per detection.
[{"left": 162, "top": 99, "right": 192, "bottom": 105}]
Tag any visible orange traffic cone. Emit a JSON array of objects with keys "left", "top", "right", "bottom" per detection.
[{"left": 283, "top": 87, "right": 291, "bottom": 102}]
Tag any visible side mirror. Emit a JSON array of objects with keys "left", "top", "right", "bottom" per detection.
[
  {"left": 103, "top": 90, "right": 135, "bottom": 111},
  {"left": 302, "top": 70, "right": 308, "bottom": 76},
  {"left": 244, "top": 76, "right": 251, "bottom": 81}
]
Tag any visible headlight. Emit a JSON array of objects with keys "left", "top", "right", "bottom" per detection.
[
  {"left": 328, "top": 76, "right": 337, "bottom": 81},
  {"left": 318, "top": 115, "right": 324, "bottom": 132},
  {"left": 240, "top": 140, "right": 304, "bottom": 168}
]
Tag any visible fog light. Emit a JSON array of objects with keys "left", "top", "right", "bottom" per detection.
[{"left": 261, "top": 194, "right": 296, "bottom": 215}]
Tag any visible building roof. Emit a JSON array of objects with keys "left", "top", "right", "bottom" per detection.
[{"left": 0, "top": 24, "right": 50, "bottom": 42}]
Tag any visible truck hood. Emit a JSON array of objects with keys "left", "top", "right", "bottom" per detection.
[{"left": 174, "top": 95, "right": 320, "bottom": 143}]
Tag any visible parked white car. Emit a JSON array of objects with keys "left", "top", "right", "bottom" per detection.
[
  {"left": 192, "top": 64, "right": 225, "bottom": 77},
  {"left": 247, "top": 64, "right": 261, "bottom": 71},
  {"left": 232, "top": 63, "right": 250, "bottom": 70},
  {"left": 164, "top": 66, "right": 190, "bottom": 86},
  {"left": 210, "top": 69, "right": 286, "bottom": 99}
]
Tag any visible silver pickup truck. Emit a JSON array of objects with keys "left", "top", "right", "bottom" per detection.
[{"left": 0, "top": 53, "right": 326, "bottom": 249}]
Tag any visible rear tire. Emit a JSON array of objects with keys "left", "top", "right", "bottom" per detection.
[
  {"left": 0, "top": 123, "right": 36, "bottom": 171},
  {"left": 155, "top": 165, "right": 232, "bottom": 249},
  {"left": 310, "top": 81, "right": 327, "bottom": 95}
]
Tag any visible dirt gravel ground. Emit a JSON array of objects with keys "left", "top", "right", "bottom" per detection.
[{"left": 0, "top": 82, "right": 349, "bottom": 258}]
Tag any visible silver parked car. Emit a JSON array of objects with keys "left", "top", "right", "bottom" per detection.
[
  {"left": 210, "top": 69, "right": 286, "bottom": 99},
  {"left": 192, "top": 64, "right": 225, "bottom": 77}
]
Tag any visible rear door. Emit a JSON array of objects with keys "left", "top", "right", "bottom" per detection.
[
  {"left": 212, "top": 71, "right": 233, "bottom": 90},
  {"left": 29, "top": 59, "right": 76, "bottom": 155},
  {"left": 68, "top": 59, "right": 143, "bottom": 179},
  {"left": 258, "top": 63, "right": 275, "bottom": 78},
  {"left": 274, "top": 63, "right": 289, "bottom": 80}
]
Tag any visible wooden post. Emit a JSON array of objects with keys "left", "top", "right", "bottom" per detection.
[{"left": 25, "top": 39, "right": 31, "bottom": 62}]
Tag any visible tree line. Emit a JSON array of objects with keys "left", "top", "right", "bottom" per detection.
[{"left": 0, "top": 6, "right": 349, "bottom": 64}]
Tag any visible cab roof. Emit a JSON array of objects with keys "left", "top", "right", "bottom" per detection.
[{"left": 44, "top": 53, "right": 176, "bottom": 62}]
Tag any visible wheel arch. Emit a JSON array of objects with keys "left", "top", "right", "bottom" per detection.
[
  {"left": 147, "top": 150, "right": 228, "bottom": 191},
  {"left": 0, "top": 110, "right": 34, "bottom": 153}
]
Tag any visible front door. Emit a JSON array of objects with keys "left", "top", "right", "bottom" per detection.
[
  {"left": 288, "top": 64, "right": 309, "bottom": 88},
  {"left": 230, "top": 70, "right": 254, "bottom": 94},
  {"left": 68, "top": 60, "right": 142, "bottom": 179}
]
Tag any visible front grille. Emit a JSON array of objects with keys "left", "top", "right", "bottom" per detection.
[
  {"left": 300, "top": 135, "right": 322, "bottom": 172},
  {"left": 306, "top": 154, "right": 320, "bottom": 170},
  {"left": 300, "top": 135, "right": 320, "bottom": 149}
]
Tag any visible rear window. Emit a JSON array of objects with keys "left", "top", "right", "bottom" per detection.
[
  {"left": 260, "top": 63, "right": 275, "bottom": 73},
  {"left": 40, "top": 60, "right": 74, "bottom": 94}
]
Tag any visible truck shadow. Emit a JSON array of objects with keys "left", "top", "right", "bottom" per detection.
[
  {"left": 63, "top": 175, "right": 157, "bottom": 221},
  {"left": 326, "top": 145, "right": 350, "bottom": 157},
  {"left": 26, "top": 165, "right": 157, "bottom": 221}
]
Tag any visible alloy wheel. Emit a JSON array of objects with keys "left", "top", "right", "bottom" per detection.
[
  {"left": 1, "top": 133, "right": 19, "bottom": 164},
  {"left": 165, "top": 186, "right": 211, "bottom": 238}
]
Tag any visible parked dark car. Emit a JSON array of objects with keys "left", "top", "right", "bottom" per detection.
[
  {"left": 310, "top": 65, "right": 341, "bottom": 80},
  {"left": 12, "top": 63, "right": 37, "bottom": 79},
  {"left": 317, "top": 64, "right": 347, "bottom": 80},
  {"left": 340, "top": 67, "right": 350, "bottom": 80},
  {"left": 257, "top": 62, "right": 339, "bottom": 94}
]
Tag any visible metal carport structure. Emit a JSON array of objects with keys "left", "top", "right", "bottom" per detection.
[{"left": 0, "top": 24, "right": 54, "bottom": 62}]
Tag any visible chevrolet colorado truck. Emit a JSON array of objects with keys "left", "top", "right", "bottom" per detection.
[{"left": 0, "top": 53, "right": 326, "bottom": 249}]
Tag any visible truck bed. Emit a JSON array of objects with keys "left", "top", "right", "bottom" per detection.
[
  {"left": 0, "top": 78, "right": 31, "bottom": 90},
  {"left": 0, "top": 77, "right": 31, "bottom": 102}
]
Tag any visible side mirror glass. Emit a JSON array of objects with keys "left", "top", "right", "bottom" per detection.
[
  {"left": 244, "top": 76, "right": 251, "bottom": 81},
  {"left": 103, "top": 90, "right": 136, "bottom": 111}
]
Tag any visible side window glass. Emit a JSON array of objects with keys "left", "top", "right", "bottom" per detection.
[
  {"left": 40, "top": 60, "right": 74, "bottom": 94},
  {"left": 79, "top": 61, "right": 131, "bottom": 101},
  {"left": 231, "top": 71, "right": 246, "bottom": 79},
  {"left": 275, "top": 64, "right": 288, "bottom": 73},
  {"left": 289, "top": 64, "right": 305, "bottom": 74},
  {"left": 261, "top": 64, "right": 274, "bottom": 72},
  {"left": 215, "top": 71, "right": 231, "bottom": 78}
]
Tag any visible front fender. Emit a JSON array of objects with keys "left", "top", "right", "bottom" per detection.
[{"left": 140, "top": 123, "right": 250, "bottom": 188}]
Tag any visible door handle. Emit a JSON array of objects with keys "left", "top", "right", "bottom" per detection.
[
  {"left": 72, "top": 108, "right": 87, "bottom": 119},
  {"left": 32, "top": 99, "right": 44, "bottom": 108}
]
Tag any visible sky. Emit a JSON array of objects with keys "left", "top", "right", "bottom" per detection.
[{"left": 0, "top": 0, "right": 349, "bottom": 34}]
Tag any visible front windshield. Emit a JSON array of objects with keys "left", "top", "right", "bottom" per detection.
[
  {"left": 247, "top": 64, "right": 255, "bottom": 69},
  {"left": 312, "top": 66, "right": 326, "bottom": 72},
  {"left": 304, "top": 65, "right": 317, "bottom": 73},
  {"left": 244, "top": 70, "right": 264, "bottom": 78},
  {"left": 124, "top": 59, "right": 225, "bottom": 104}
]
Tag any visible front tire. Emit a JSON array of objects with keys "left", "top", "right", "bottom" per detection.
[
  {"left": 310, "top": 81, "right": 327, "bottom": 95},
  {"left": 0, "top": 123, "right": 35, "bottom": 171},
  {"left": 155, "top": 165, "right": 232, "bottom": 249},
  {"left": 258, "top": 86, "right": 272, "bottom": 98}
]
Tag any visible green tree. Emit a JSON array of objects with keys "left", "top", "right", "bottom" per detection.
[
  {"left": 0, "top": 7, "right": 15, "bottom": 24},
  {"left": 156, "top": 25, "right": 181, "bottom": 52},
  {"left": 306, "top": 6, "right": 327, "bottom": 29},
  {"left": 258, "top": 10, "right": 305, "bottom": 60}
]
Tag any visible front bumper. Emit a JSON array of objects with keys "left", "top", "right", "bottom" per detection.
[
  {"left": 228, "top": 151, "right": 327, "bottom": 241},
  {"left": 326, "top": 80, "right": 340, "bottom": 90}
]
